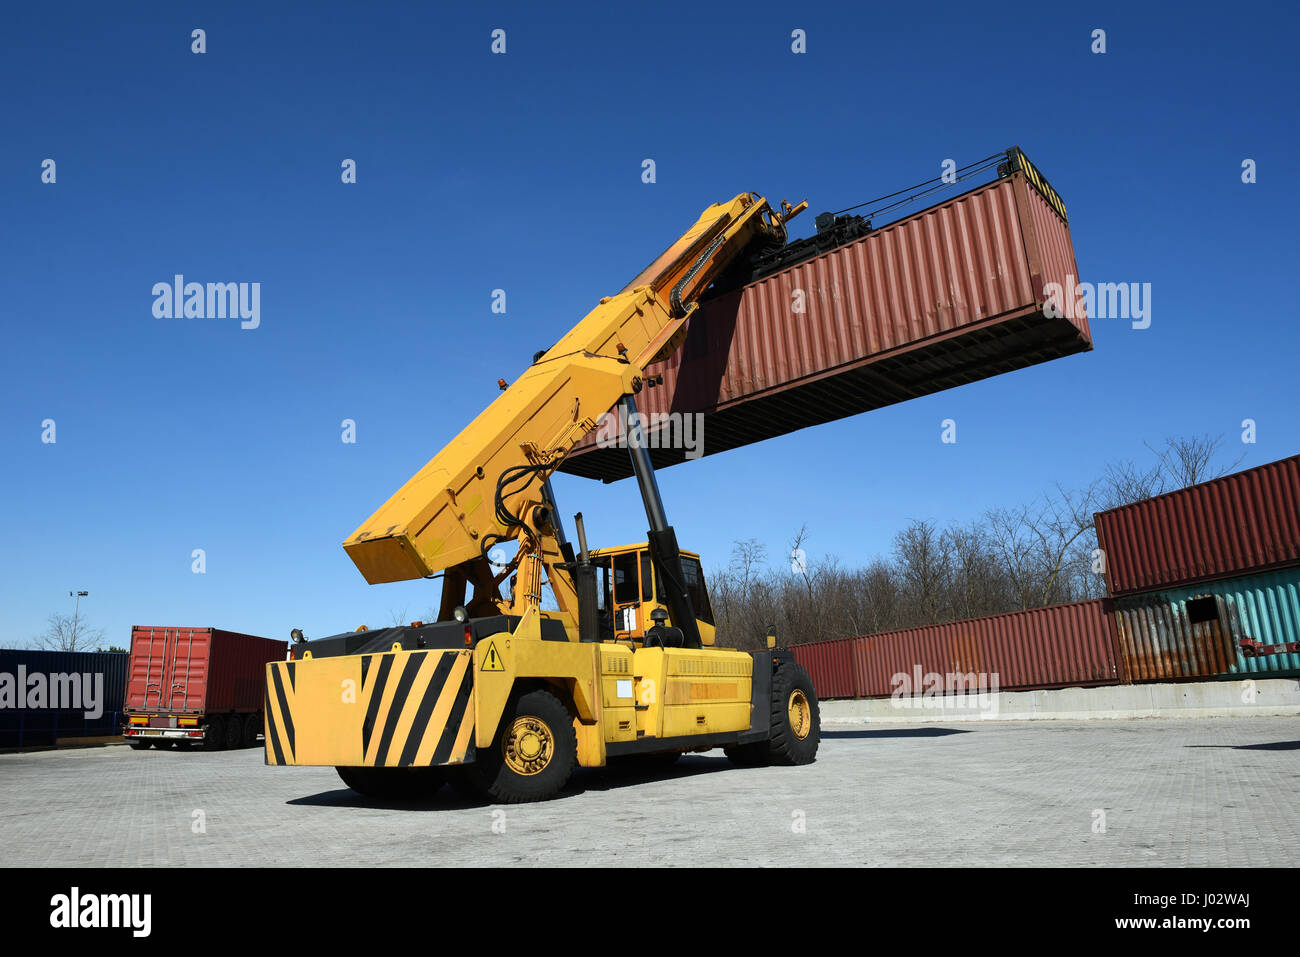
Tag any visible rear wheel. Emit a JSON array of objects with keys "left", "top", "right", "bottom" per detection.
[
  {"left": 223, "top": 715, "right": 243, "bottom": 750},
  {"left": 205, "top": 716, "right": 225, "bottom": 751},
  {"left": 457, "top": 689, "right": 577, "bottom": 803},
  {"left": 335, "top": 766, "right": 445, "bottom": 800},
  {"left": 127, "top": 739, "right": 152, "bottom": 751},
  {"left": 243, "top": 713, "right": 261, "bottom": 748}
]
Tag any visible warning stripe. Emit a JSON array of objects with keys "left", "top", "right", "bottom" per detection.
[
  {"left": 370, "top": 653, "right": 424, "bottom": 765},
  {"left": 430, "top": 660, "right": 475, "bottom": 765},
  {"left": 411, "top": 654, "right": 472, "bottom": 766},
  {"left": 397, "top": 654, "right": 459, "bottom": 766},
  {"left": 265, "top": 663, "right": 294, "bottom": 765},
  {"left": 360, "top": 654, "right": 395, "bottom": 757}
]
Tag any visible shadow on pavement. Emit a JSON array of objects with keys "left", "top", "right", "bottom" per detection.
[
  {"left": 822, "top": 727, "right": 970, "bottom": 739},
  {"left": 286, "top": 754, "right": 736, "bottom": 810},
  {"left": 1185, "top": 740, "right": 1300, "bottom": 751}
]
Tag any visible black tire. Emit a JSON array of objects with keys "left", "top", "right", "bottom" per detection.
[
  {"left": 243, "top": 713, "right": 261, "bottom": 748},
  {"left": 155, "top": 740, "right": 176, "bottom": 750},
  {"left": 205, "top": 716, "right": 225, "bottom": 751},
  {"left": 335, "top": 766, "right": 445, "bottom": 800},
  {"left": 224, "top": 714, "right": 243, "bottom": 749},
  {"left": 725, "top": 660, "right": 821, "bottom": 767},
  {"left": 127, "top": 739, "right": 152, "bottom": 751},
  {"left": 768, "top": 661, "right": 820, "bottom": 765},
  {"left": 458, "top": 688, "right": 577, "bottom": 803}
]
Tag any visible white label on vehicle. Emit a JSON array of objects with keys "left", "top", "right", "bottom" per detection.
[{"left": 616, "top": 679, "right": 633, "bottom": 699}]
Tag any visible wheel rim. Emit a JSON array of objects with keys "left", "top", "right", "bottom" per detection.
[
  {"left": 788, "top": 689, "right": 812, "bottom": 740},
  {"left": 502, "top": 716, "right": 554, "bottom": 776}
]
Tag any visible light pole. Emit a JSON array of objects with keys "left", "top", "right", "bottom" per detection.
[{"left": 70, "top": 591, "right": 88, "bottom": 645}]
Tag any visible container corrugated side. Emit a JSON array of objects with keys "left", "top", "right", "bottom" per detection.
[
  {"left": 1112, "top": 567, "right": 1300, "bottom": 682},
  {"left": 791, "top": 599, "right": 1119, "bottom": 700},
  {"left": 562, "top": 170, "right": 1091, "bottom": 481},
  {"left": 1095, "top": 455, "right": 1300, "bottom": 597},
  {"left": 0, "top": 649, "right": 129, "bottom": 747},
  {"left": 207, "top": 630, "right": 288, "bottom": 713}
]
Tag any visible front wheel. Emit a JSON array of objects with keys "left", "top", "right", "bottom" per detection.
[
  {"left": 725, "top": 660, "right": 821, "bottom": 767},
  {"left": 768, "top": 661, "right": 820, "bottom": 765},
  {"left": 457, "top": 688, "right": 577, "bottom": 803}
]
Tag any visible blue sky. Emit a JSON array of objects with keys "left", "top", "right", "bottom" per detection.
[{"left": 2, "top": 1, "right": 1296, "bottom": 646}]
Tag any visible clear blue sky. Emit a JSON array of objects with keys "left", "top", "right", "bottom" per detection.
[{"left": 2, "top": 1, "right": 1296, "bottom": 646}]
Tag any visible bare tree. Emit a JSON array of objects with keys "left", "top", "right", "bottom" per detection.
[
  {"left": 1148, "top": 433, "right": 1244, "bottom": 489},
  {"left": 893, "top": 519, "right": 952, "bottom": 625},
  {"left": 33, "top": 613, "right": 104, "bottom": 653}
]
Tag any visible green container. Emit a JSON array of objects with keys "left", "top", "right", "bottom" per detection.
[{"left": 1112, "top": 566, "right": 1300, "bottom": 681}]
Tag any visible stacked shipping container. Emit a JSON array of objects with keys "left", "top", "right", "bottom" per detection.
[{"left": 1096, "top": 455, "right": 1300, "bottom": 683}]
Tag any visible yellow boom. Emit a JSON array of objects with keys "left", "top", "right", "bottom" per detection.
[{"left": 343, "top": 192, "right": 805, "bottom": 586}]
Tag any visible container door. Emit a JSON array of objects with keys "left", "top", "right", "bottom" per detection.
[
  {"left": 165, "top": 629, "right": 208, "bottom": 712},
  {"left": 127, "top": 627, "right": 171, "bottom": 710}
]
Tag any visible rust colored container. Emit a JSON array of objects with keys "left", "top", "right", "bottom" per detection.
[
  {"left": 792, "top": 599, "right": 1120, "bottom": 699},
  {"left": 1094, "top": 455, "right": 1300, "bottom": 598},
  {"left": 562, "top": 158, "right": 1091, "bottom": 481},
  {"left": 125, "top": 626, "right": 286, "bottom": 715}
]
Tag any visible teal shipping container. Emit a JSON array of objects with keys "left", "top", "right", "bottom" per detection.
[{"left": 1112, "top": 566, "right": 1300, "bottom": 682}]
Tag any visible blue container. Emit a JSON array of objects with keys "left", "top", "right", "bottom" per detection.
[
  {"left": 0, "top": 649, "right": 129, "bottom": 748},
  {"left": 1112, "top": 567, "right": 1300, "bottom": 682}
]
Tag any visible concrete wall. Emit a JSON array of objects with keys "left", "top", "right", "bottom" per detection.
[{"left": 820, "top": 677, "right": 1300, "bottom": 724}]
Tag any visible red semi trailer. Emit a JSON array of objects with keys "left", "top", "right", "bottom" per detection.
[{"left": 123, "top": 626, "right": 287, "bottom": 751}]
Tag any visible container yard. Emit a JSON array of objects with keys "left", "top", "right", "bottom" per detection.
[{"left": 792, "top": 457, "right": 1300, "bottom": 706}]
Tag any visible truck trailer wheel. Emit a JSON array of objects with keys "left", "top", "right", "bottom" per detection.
[
  {"left": 459, "top": 688, "right": 577, "bottom": 804},
  {"left": 127, "top": 739, "right": 152, "bottom": 751},
  {"left": 205, "top": 716, "right": 225, "bottom": 751},
  {"left": 335, "top": 766, "right": 445, "bottom": 800},
  {"left": 242, "top": 713, "right": 261, "bottom": 748},
  {"left": 223, "top": 715, "right": 243, "bottom": 750}
]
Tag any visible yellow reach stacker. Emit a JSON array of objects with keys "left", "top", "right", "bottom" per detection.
[{"left": 265, "top": 192, "right": 821, "bottom": 802}]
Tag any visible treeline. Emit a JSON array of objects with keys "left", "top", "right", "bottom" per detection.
[{"left": 708, "top": 434, "right": 1244, "bottom": 651}]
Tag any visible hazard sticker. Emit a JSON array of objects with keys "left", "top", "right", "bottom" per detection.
[{"left": 481, "top": 641, "right": 505, "bottom": 672}]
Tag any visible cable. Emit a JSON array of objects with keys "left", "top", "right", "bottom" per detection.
[{"left": 830, "top": 151, "right": 1005, "bottom": 218}]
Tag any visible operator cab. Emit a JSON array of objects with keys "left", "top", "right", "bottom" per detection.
[{"left": 587, "top": 543, "right": 716, "bottom": 646}]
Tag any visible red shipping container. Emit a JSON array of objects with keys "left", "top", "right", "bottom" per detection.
[
  {"left": 1094, "top": 455, "right": 1300, "bottom": 598},
  {"left": 125, "top": 626, "right": 286, "bottom": 716},
  {"left": 792, "top": 599, "right": 1121, "bottom": 700},
  {"left": 562, "top": 152, "right": 1090, "bottom": 481}
]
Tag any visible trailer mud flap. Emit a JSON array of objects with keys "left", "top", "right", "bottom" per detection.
[{"left": 265, "top": 649, "right": 476, "bottom": 768}]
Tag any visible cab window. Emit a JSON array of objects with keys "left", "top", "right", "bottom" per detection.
[
  {"left": 640, "top": 552, "right": 654, "bottom": 601},
  {"left": 612, "top": 552, "right": 639, "bottom": 605}
]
